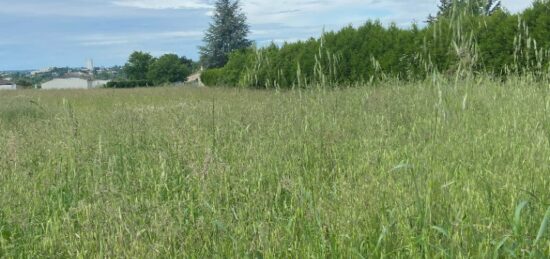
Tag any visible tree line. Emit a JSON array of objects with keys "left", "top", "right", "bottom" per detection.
[
  {"left": 108, "top": 52, "right": 197, "bottom": 88},
  {"left": 113, "top": 0, "right": 248, "bottom": 88},
  {"left": 202, "top": 0, "right": 550, "bottom": 88}
]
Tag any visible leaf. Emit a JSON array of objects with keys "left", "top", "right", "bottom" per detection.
[
  {"left": 1, "top": 228, "right": 12, "bottom": 240},
  {"left": 493, "top": 236, "right": 509, "bottom": 259},
  {"left": 513, "top": 201, "right": 528, "bottom": 236},
  {"left": 375, "top": 226, "right": 388, "bottom": 252},
  {"left": 431, "top": 225, "right": 450, "bottom": 239},
  {"left": 534, "top": 207, "right": 550, "bottom": 245},
  {"left": 390, "top": 162, "right": 413, "bottom": 172}
]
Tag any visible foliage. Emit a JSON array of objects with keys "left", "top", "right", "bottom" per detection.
[
  {"left": 200, "top": 68, "right": 225, "bottom": 86},
  {"left": 121, "top": 52, "right": 196, "bottom": 86},
  {"left": 202, "top": 48, "right": 254, "bottom": 86},
  {"left": 203, "top": 1, "right": 550, "bottom": 88},
  {"left": 95, "top": 66, "right": 125, "bottom": 81},
  {"left": 180, "top": 56, "right": 200, "bottom": 72},
  {"left": 124, "top": 51, "right": 155, "bottom": 81},
  {"left": 431, "top": 0, "right": 502, "bottom": 20},
  {"left": 199, "top": 0, "right": 252, "bottom": 68},
  {"left": 105, "top": 80, "right": 154, "bottom": 88},
  {"left": 147, "top": 54, "right": 191, "bottom": 84},
  {"left": 15, "top": 79, "right": 33, "bottom": 89}
]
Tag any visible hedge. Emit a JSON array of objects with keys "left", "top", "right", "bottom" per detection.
[{"left": 105, "top": 80, "right": 155, "bottom": 88}]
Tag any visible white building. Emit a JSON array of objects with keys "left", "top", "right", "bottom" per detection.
[
  {"left": 41, "top": 77, "right": 109, "bottom": 90},
  {"left": 0, "top": 79, "right": 16, "bottom": 90},
  {"left": 40, "top": 59, "right": 110, "bottom": 90}
]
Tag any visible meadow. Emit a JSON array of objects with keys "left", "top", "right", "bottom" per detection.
[{"left": 0, "top": 78, "right": 549, "bottom": 257}]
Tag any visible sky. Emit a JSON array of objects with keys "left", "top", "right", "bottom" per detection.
[{"left": 0, "top": 0, "right": 534, "bottom": 71}]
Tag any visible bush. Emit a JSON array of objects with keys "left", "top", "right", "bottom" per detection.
[
  {"left": 201, "top": 68, "right": 225, "bottom": 86},
  {"left": 147, "top": 54, "right": 190, "bottom": 84},
  {"left": 209, "top": 2, "right": 550, "bottom": 88},
  {"left": 105, "top": 80, "right": 154, "bottom": 88},
  {"left": 15, "top": 79, "right": 33, "bottom": 89},
  {"left": 200, "top": 49, "right": 255, "bottom": 87}
]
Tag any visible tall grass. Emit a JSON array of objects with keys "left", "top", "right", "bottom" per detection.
[
  {"left": 1, "top": 2, "right": 550, "bottom": 257},
  {"left": 0, "top": 79, "right": 549, "bottom": 257}
]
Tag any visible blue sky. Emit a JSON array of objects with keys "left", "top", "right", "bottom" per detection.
[{"left": 0, "top": 0, "right": 533, "bottom": 70}]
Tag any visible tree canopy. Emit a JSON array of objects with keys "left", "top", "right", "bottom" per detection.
[
  {"left": 147, "top": 54, "right": 191, "bottom": 84},
  {"left": 428, "top": 0, "right": 502, "bottom": 22},
  {"left": 118, "top": 52, "right": 195, "bottom": 87},
  {"left": 199, "top": 0, "right": 252, "bottom": 68},
  {"left": 202, "top": 1, "right": 550, "bottom": 88},
  {"left": 123, "top": 51, "right": 155, "bottom": 80}
]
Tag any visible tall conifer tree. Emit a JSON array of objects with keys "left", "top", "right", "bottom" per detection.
[{"left": 200, "top": 0, "right": 252, "bottom": 68}]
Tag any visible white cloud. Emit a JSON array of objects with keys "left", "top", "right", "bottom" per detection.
[
  {"left": 112, "top": 0, "right": 211, "bottom": 9},
  {"left": 82, "top": 40, "right": 130, "bottom": 46},
  {"left": 74, "top": 30, "right": 203, "bottom": 46}
]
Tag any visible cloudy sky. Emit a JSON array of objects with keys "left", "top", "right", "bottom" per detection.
[{"left": 0, "top": 0, "right": 534, "bottom": 70}]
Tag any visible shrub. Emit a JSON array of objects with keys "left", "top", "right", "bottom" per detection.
[
  {"left": 201, "top": 68, "right": 225, "bottom": 86},
  {"left": 105, "top": 80, "right": 154, "bottom": 88},
  {"left": 209, "top": 2, "right": 550, "bottom": 88}
]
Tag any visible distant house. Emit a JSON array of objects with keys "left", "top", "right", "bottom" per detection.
[
  {"left": 41, "top": 59, "right": 110, "bottom": 90},
  {"left": 41, "top": 77, "right": 110, "bottom": 90},
  {"left": 0, "top": 79, "right": 16, "bottom": 90}
]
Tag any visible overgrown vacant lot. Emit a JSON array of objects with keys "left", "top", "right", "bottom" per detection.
[{"left": 1, "top": 80, "right": 549, "bottom": 257}]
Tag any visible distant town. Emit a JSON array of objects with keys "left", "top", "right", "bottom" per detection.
[{"left": 0, "top": 61, "right": 123, "bottom": 90}]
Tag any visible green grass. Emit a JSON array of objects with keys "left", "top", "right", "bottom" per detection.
[{"left": 0, "top": 79, "right": 549, "bottom": 258}]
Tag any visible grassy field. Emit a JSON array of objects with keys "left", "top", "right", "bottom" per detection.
[{"left": 0, "top": 79, "right": 549, "bottom": 258}]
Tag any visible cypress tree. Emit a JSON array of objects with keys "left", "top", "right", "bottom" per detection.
[{"left": 199, "top": 0, "right": 252, "bottom": 68}]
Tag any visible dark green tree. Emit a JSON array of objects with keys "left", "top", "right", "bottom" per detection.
[
  {"left": 201, "top": 0, "right": 550, "bottom": 88},
  {"left": 147, "top": 54, "right": 191, "bottom": 84},
  {"left": 15, "top": 79, "right": 33, "bottom": 89},
  {"left": 124, "top": 51, "right": 155, "bottom": 80},
  {"left": 428, "top": 0, "right": 501, "bottom": 22},
  {"left": 180, "top": 56, "right": 199, "bottom": 72},
  {"left": 199, "top": 0, "right": 252, "bottom": 68}
]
